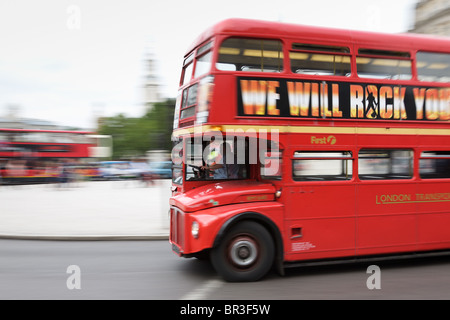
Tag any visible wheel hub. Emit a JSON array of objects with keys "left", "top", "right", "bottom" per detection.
[
  {"left": 229, "top": 238, "right": 258, "bottom": 267},
  {"left": 238, "top": 246, "right": 250, "bottom": 259}
]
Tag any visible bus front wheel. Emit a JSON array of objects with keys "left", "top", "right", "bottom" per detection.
[{"left": 211, "top": 221, "right": 275, "bottom": 282}]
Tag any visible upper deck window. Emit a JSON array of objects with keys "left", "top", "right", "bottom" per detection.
[
  {"left": 216, "top": 38, "right": 284, "bottom": 73},
  {"left": 290, "top": 43, "right": 351, "bottom": 77},
  {"left": 194, "top": 41, "right": 213, "bottom": 78},
  {"left": 194, "top": 51, "right": 212, "bottom": 78},
  {"left": 356, "top": 49, "right": 412, "bottom": 80},
  {"left": 181, "top": 54, "right": 194, "bottom": 86},
  {"left": 417, "top": 52, "right": 450, "bottom": 83}
]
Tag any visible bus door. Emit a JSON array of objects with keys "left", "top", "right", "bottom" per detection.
[
  {"left": 356, "top": 149, "right": 417, "bottom": 255},
  {"left": 284, "top": 149, "right": 356, "bottom": 261}
]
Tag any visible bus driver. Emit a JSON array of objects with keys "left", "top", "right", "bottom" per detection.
[{"left": 201, "top": 141, "right": 239, "bottom": 179}]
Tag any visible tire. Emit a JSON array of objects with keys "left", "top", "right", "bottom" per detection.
[
  {"left": 210, "top": 221, "right": 275, "bottom": 282},
  {"left": 193, "top": 250, "right": 210, "bottom": 260}
]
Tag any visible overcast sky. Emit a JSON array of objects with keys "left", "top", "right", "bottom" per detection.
[{"left": 0, "top": 0, "right": 417, "bottom": 129}]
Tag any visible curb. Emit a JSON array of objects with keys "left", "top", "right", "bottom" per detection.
[{"left": 0, "top": 235, "right": 170, "bottom": 241}]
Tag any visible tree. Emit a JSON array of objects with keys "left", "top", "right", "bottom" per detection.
[{"left": 97, "top": 98, "right": 175, "bottom": 159}]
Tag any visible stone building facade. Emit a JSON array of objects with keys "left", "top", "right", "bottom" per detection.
[{"left": 411, "top": 0, "right": 450, "bottom": 36}]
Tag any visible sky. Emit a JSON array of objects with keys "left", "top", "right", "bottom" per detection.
[{"left": 0, "top": 0, "right": 417, "bottom": 129}]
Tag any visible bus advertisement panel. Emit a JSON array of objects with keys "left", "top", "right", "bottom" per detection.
[{"left": 238, "top": 78, "right": 449, "bottom": 121}]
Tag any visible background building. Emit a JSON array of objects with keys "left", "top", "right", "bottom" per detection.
[
  {"left": 143, "top": 50, "right": 163, "bottom": 113},
  {"left": 411, "top": 0, "right": 450, "bottom": 36},
  {"left": 0, "top": 105, "right": 70, "bottom": 131}
]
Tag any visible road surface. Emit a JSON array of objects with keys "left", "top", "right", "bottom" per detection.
[{"left": 1, "top": 239, "right": 450, "bottom": 300}]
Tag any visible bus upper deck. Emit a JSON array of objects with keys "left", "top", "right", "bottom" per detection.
[{"left": 173, "top": 18, "right": 450, "bottom": 133}]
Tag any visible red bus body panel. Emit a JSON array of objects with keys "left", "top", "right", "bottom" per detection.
[{"left": 170, "top": 200, "right": 284, "bottom": 256}]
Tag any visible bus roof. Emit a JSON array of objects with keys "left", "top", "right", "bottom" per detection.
[{"left": 186, "top": 18, "right": 450, "bottom": 57}]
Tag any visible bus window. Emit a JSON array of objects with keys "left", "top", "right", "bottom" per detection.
[
  {"left": 172, "top": 138, "right": 183, "bottom": 185},
  {"left": 181, "top": 54, "right": 194, "bottom": 86},
  {"left": 419, "top": 151, "right": 450, "bottom": 179},
  {"left": 194, "top": 41, "right": 213, "bottom": 78},
  {"left": 185, "top": 137, "right": 249, "bottom": 181},
  {"left": 194, "top": 51, "right": 212, "bottom": 78},
  {"left": 358, "top": 149, "right": 413, "bottom": 180},
  {"left": 216, "top": 38, "right": 284, "bottom": 73},
  {"left": 356, "top": 49, "right": 412, "bottom": 80},
  {"left": 180, "top": 84, "right": 198, "bottom": 121},
  {"left": 290, "top": 43, "right": 351, "bottom": 76},
  {"left": 292, "top": 151, "right": 353, "bottom": 181},
  {"left": 417, "top": 52, "right": 450, "bottom": 83}
]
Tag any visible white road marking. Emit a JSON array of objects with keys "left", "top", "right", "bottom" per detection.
[{"left": 179, "top": 279, "right": 224, "bottom": 300}]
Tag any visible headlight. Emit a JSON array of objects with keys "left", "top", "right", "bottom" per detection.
[{"left": 191, "top": 221, "right": 200, "bottom": 239}]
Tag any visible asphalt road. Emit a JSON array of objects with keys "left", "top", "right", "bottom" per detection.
[{"left": 1, "top": 239, "right": 450, "bottom": 301}]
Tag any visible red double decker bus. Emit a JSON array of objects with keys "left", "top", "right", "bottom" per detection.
[
  {"left": 169, "top": 18, "right": 450, "bottom": 281},
  {"left": 0, "top": 128, "right": 112, "bottom": 184}
]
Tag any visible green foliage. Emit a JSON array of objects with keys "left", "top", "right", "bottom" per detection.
[{"left": 98, "top": 99, "right": 175, "bottom": 159}]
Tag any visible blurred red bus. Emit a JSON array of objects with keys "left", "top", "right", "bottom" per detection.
[
  {"left": 169, "top": 18, "right": 450, "bottom": 281},
  {"left": 0, "top": 128, "right": 111, "bottom": 184}
]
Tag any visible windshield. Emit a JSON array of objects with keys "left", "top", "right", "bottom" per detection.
[
  {"left": 185, "top": 136, "right": 248, "bottom": 181},
  {"left": 172, "top": 134, "right": 282, "bottom": 185}
]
